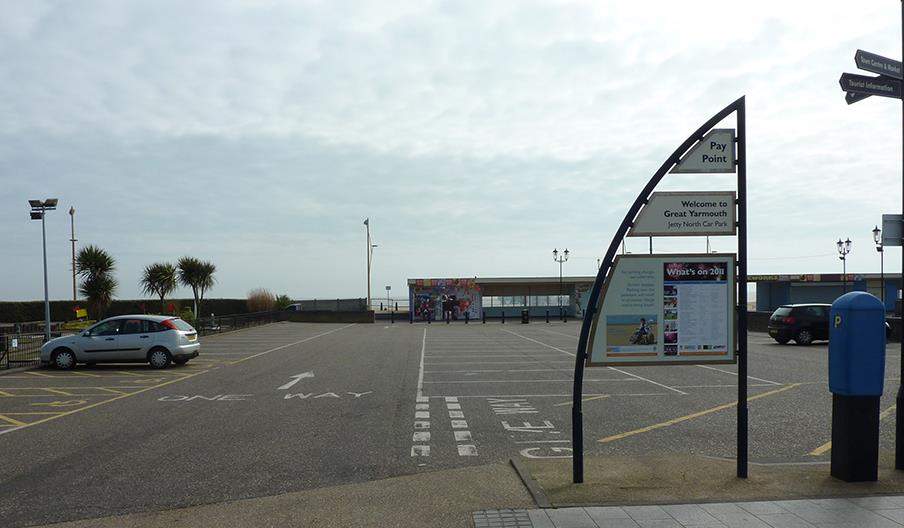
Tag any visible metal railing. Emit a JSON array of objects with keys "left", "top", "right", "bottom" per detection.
[
  {"left": 0, "top": 333, "right": 46, "bottom": 370},
  {"left": 193, "top": 311, "right": 283, "bottom": 337}
]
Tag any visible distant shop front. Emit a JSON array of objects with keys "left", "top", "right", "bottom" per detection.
[{"left": 751, "top": 273, "right": 901, "bottom": 313}]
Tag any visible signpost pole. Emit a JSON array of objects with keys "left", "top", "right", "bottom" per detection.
[
  {"left": 571, "top": 97, "right": 745, "bottom": 484},
  {"left": 897, "top": 0, "right": 904, "bottom": 471},
  {"left": 736, "top": 98, "right": 749, "bottom": 479}
]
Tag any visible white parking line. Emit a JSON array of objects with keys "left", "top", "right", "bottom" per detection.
[
  {"left": 417, "top": 328, "right": 427, "bottom": 399},
  {"left": 696, "top": 364, "right": 782, "bottom": 385},
  {"left": 501, "top": 330, "right": 576, "bottom": 357},
  {"left": 607, "top": 367, "right": 688, "bottom": 395}
]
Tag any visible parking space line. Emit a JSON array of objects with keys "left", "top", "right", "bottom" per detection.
[
  {"left": 26, "top": 371, "right": 55, "bottom": 378},
  {"left": 809, "top": 403, "right": 897, "bottom": 456},
  {"left": 231, "top": 324, "right": 356, "bottom": 364},
  {"left": 501, "top": 330, "right": 575, "bottom": 357},
  {"left": 115, "top": 371, "right": 147, "bottom": 377},
  {"left": 608, "top": 366, "right": 688, "bottom": 395},
  {"left": 69, "top": 371, "right": 101, "bottom": 378},
  {"left": 554, "top": 394, "right": 610, "bottom": 407},
  {"left": 598, "top": 383, "right": 801, "bottom": 444},
  {"left": 418, "top": 328, "right": 427, "bottom": 399},
  {"left": 697, "top": 364, "right": 781, "bottom": 386}
]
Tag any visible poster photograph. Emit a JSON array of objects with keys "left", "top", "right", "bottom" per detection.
[{"left": 587, "top": 254, "right": 736, "bottom": 366}]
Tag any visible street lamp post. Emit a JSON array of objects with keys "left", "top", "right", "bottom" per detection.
[
  {"left": 837, "top": 237, "right": 852, "bottom": 293},
  {"left": 363, "top": 218, "right": 378, "bottom": 311},
  {"left": 29, "top": 198, "right": 58, "bottom": 342},
  {"left": 69, "top": 206, "right": 77, "bottom": 302},
  {"left": 553, "top": 248, "right": 569, "bottom": 321},
  {"left": 874, "top": 225, "right": 885, "bottom": 308}
]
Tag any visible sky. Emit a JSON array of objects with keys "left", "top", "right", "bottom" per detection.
[{"left": 2, "top": 0, "right": 904, "bottom": 303}]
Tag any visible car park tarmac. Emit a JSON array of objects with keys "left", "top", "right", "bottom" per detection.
[{"left": 0, "top": 320, "right": 900, "bottom": 527}]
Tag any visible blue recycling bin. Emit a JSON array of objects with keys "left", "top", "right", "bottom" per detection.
[{"left": 827, "top": 291, "right": 886, "bottom": 482}]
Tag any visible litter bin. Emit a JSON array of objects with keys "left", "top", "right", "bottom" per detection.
[
  {"left": 828, "top": 291, "right": 886, "bottom": 482},
  {"left": 521, "top": 309, "right": 529, "bottom": 324}
]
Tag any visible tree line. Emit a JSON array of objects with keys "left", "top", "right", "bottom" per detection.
[{"left": 76, "top": 245, "right": 216, "bottom": 320}]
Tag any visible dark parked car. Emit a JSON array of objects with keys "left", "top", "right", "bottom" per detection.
[
  {"left": 768, "top": 304, "right": 830, "bottom": 345},
  {"left": 768, "top": 303, "right": 891, "bottom": 345}
]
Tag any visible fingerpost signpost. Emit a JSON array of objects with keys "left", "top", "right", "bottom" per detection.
[
  {"left": 571, "top": 97, "right": 748, "bottom": 483},
  {"left": 837, "top": 2, "right": 904, "bottom": 471}
]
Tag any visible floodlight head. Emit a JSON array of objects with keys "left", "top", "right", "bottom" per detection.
[
  {"left": 28, "top": 199, "right": 43, "bottom": 208},
  {"left": 44, "top": 198, "right": 58, "bottom": 208},
  {"left": 30, "top": 211, "right": 42, "bottom": 220}
]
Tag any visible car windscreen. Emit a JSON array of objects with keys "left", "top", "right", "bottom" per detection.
[
  {"left": 772, "top": 307, "right": 792, "bottom": 316},
  {"left": 169, "top": 318, "right": 196, "bottom": 332}
]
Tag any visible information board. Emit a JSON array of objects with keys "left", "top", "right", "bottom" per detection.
[
  {"left": 586, "top": 254, "right": 736, "bottom": 366},
  {"left": 627, "top": 191, "right": 736, "bottom": 237}
]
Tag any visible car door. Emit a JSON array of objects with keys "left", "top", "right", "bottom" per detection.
[
  {"left": 77, "top": 320, "right": 122, "bottom": 362},
  {"left": 117, "top": 318, "right": 156, "bottom": 360},
  {"left": 811, "top": 306, "right": 830, "bottom": 340}
]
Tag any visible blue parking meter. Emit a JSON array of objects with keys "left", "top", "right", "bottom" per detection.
[
  {"left": 829, "top": 292, "right": 886, "bottom": 396},
  {"left": 827, "top": 291, "right": 886, "bottom": 482}
]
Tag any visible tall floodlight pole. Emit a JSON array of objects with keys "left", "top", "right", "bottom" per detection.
[
  {"left": 553, "top": 248, "right": 569, "bottom": 319},
  {"left": 29, "top": 199, "right": 58, "bottom": 342},
  {"left": 837, "top": 238, "right": 851, "bottom": 293},
  {"left": 69, "top": 206, "right": 77, "bottom": 302},
  {"left": 874, "top": 225, "right": 885, "bottom": 304}
]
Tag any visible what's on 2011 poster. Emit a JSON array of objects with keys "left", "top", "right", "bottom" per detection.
[{"left": 587, "top": 254, "right": 736, "bottom": 366}]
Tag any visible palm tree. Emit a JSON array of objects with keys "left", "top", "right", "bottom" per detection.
[
  {"left": 177, "top": 257, "right": 216, "bottom": 319},
  {"left": 76, "top": 245, "right": 117, "bottom": 319},
  {"left": 139, "top": 262, "right": 177, "bottom": 313}
]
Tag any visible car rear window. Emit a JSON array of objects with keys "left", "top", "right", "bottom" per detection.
[
  {"left": 773, "top": 307, "right": 792, "bottom": 316},
  {"left": 169, "top": 318, "right": 196, "bottom": 332}
]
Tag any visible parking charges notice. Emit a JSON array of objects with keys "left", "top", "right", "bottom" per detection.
[{"left": 586, "top": 254, "right": 736, "bottom": 366}]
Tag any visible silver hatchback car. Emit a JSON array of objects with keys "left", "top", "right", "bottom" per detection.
[{"left": 41, "top": 315, "right": 200, "bottom": 369}]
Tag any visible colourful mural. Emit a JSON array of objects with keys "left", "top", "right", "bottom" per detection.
[{"left": 409, "top": 278, "right": 482, "bottom": 320}]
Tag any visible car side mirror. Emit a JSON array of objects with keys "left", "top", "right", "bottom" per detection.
[{"left": 82, "top": 330, "right": 91, "bottom": 337}]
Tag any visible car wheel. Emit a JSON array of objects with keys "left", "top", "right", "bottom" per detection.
[
  {"left": 148, "top": 347, "right": 172, "bottom": 369},
  {"left": 773, "top": 338, "right": 790, "bottom": 345},
  {"left": 52, "top": 348, "right": 77, "bottom": 370},
  {"left": 795, "top": 329, "right": 813, "bottom": 345},
  {"left": 173, "top": 357, "right": 189, "bottom": 366}
]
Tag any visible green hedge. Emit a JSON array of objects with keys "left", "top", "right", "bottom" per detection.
[{"left": 0, "top": 298, "right": 251, "bottom": 323}]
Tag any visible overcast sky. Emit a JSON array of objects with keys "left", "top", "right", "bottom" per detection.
[{"left": 3, "top": 0, "right": 903, "bottom": 303}]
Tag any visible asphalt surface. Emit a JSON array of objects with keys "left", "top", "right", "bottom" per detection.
[{"left": 0, "top": 321, "right": 899, "bottom": 527}]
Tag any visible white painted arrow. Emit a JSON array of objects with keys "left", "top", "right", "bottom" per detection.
[{"left": 278, "top": 371, "right": 315, "bottom": 390}]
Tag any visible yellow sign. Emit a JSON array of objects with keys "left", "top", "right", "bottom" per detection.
[{"left": 75, "top": 308, "right": 87, "bottom": 318}]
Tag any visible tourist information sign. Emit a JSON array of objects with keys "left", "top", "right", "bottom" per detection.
[
  {"left": 883, "top": 214, "right": 903, "bottom": 247},
  {"left": 839, "top": 73, "right": 902, "bottom": 99}
]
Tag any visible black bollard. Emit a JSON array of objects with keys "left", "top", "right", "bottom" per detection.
[
  {"left": 428, "top": 310, "right": 432, "bottom": 324},
  {"left": 564, "top": 311, "right": 567, "bottom": 323},
  {"left": 546, "top": 310, "right": 549, "bottom": 323},
  {"left": 391, "top": 311, "right": 395, "bottom": 324},
  {"left": 446, "top": 312, "right": 450, "bottom": 324},
  {"left": 482, "top": 310, "right": 486, "bottom": 324},
  {"left": 465, "top": 312, "right": 469, "bottom": 324},
  {"left": 409, "top": 310, "right": 413, "bottom": 324},
  {"left": 502, "top": 311, "right": 505, "bottom": 324}
]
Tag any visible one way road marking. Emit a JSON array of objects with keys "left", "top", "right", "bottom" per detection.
[{"left": 278, "top": 371, "right": 315, "bottom": 390}]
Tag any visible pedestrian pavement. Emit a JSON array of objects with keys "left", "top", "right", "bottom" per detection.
[{"left": 474, "top": 495, "right": 904, "bottom": 527}]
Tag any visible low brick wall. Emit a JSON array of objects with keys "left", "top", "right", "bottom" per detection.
[{"left": 281, "top": 311, "right": 374, "bottom": 324}]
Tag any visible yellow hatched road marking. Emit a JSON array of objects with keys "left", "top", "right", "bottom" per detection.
[
  {"left": 68, "top": 371, "right": 101, "bottom": 378},
  {"left": 0, "top": 369, "right": 209, "bottom": 436},
  {"left": 3, "top": 412, "right": 65, "bottom": 415},
  {"left": 0, "top": 414, "right": 27, "bottom": 426},
  {"left": 598, "top": 384, "right": 801, "bottom": 444},
  {"left": 95, "top": 387, "right": 128, "bottom": 395},
  {"left": 115, "top": 371, "right": 146, "bottom": 377},
  {"left": 555, "top": 395, "right": 610, "bottom": 407},
  {"left": 42, "top": 388, "right": 75, "bottom": 396},
  {"left": 810, "top": 404, "right": 897, "bottom": 456},
  {"left": 27, "top": 371, "right": 56, "bottom": 378},
  {"left": 0, "top": 390, "right": 14, "bottom": 397}
]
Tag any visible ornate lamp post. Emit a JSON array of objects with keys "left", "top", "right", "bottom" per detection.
[
  {"left": 874, "top": 226, "right": 885, "bottom": 307},
  {"left": 553, "top": 248, "right": 569, "bottom": 320},
  {"left": 837, "top": 237, "right": 852, "bottom": 293}
]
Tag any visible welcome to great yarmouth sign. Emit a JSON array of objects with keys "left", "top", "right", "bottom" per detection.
[{"left": 628, "top": 191, "right": 736, "bottom": 237}]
